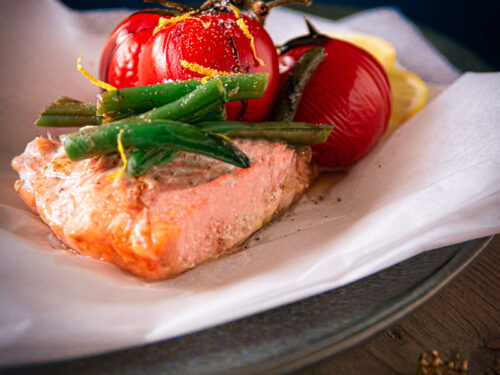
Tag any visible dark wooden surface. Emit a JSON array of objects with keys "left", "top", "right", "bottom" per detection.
[{"left": 292, "top": 236, "right": 500, "bottom": 375}]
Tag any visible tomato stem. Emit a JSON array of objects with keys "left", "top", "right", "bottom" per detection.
[
  {"left": 197, "top": 0, "right": 312, "bottom": 24},
  {"left": 278, "top": 18, "right": 330, "bottom": 54},
  {"left": 251, "top": 1, "right": 269, "bottom": 16},
  {"left": 267, "top": 0, "right": 312, "bottom": 9},
  {"left": 197, "top": 0, "right": 220, "bottom": 13},
  {"left": 130, "top": 8, "right": 182, "bottom": 17},
  {"left": 304, "top": 17, "right": 320, "bottom": 35},
  {"left": 144, "top": 0, "right": 193, "bottom": 12}
]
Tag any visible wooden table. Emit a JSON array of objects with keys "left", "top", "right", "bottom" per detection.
[{"left": 292, "top": 236, "right": 500, "bottom": 375}]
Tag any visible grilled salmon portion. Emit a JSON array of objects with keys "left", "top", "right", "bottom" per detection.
[{"left": 12, "top": 137, "right": 315, "bottom": 279}]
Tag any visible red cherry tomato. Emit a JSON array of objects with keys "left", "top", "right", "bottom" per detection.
[
  {"left": 99, "top": 12, "right": 164, "bottom": 89},
  {"left": 137, "top": 13, "right": 279, "bottom": 122},
  {"left": 279, "top": 39, "right": 392, "bottom": 167}
]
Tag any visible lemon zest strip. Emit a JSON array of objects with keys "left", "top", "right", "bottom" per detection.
[
  {"left": 180, "top": 60, "right": 231, "bottom": 77},
  {"left": 217, "top": 134, "right": 232, "bottom": 142},
  {"left": 236, "top": 19, "right": 265, "bottom": 66},
  {"left": 228, "top": 5, "right": 241, "bottom": 18},
  {"left": 107, "top": 129, "right": 128, "bottom": 180},
  {"left": 256, "top": 217, "right": 271, "bottom": 230},
  {"left": 192, "top": 17, "right": 211, "bottom": 29},
  {"left": 228, "top": 5, "right": 265, "bottom": 66},
  {"left": 153, "top": 11, "right": 195, "bottom": 35},
  {"left": 77, "top": 57, "right": 116, "bottom": 91}
]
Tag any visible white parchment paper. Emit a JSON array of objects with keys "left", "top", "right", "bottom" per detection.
[{"left": 0, "top": 0, "right": 499, "bottom": 366}]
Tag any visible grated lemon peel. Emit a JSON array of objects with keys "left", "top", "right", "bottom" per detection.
[
  {"left": 192, "top": 17, "right": 211, "bottom": 29},
  {"left": 180, "top": 60, "right": 238, "bottom": 84},
  {"left": 153, "top": 12, "right": 211, "bottom": 35},
  {"left": 77, "top": 57, "right": 116, "bottom": 92},
  {"left": 107, "top": 129, "right": 128, "bottom": 180},
  {"left": 229, "top": 5, "right": 265, "bottom": 66},
  {"left": 217, "top": 133, "right": 233, "bottom": 142},
  {"left": 153, "top": 11, "right": 195, "bottom": 35},
  {"left": 228, "top": 4, "right": 241, "bottom": 17},
  {"left": 256, "top": 216, "right": 272, "bottom": 230}
]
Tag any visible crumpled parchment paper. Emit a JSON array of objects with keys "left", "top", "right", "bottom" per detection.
[{"left": 0, "top": 0, "right": 498, "bottom": 366}]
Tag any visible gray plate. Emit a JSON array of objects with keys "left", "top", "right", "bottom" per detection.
[
  {"left": 3, "top": 5, "right": 495, "bottom": 375},
  {"left": 4, "top": 237, "right": 493, "bottom": 375}
]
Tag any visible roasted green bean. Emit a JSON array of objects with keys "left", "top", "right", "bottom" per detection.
[
  {"left": 197, "top": 121, "right": 333, "bottom": 145},
  {"left": 96, "top": 73, "right": 268, "bottom": 117},
  {"left": 36, "top": 97, "right": 101, "bottom": 127},
  {"left": 62, "top": 120, "right": 250, "bottom": 169}
]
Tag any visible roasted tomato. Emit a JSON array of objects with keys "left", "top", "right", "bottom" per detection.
[
  {"left": 99, "top": 11, "right": 165, "bottom": 89},
  {"left": 279, "top": 33, "right": 392, "bottom": 167},
  {"left": 137, "top": 12, "right": 279, "bottom": 121},
  {"left": 100, "top": 9, "right": 279, "bottom": 122}
]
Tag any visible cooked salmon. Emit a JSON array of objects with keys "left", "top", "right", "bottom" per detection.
[{"left": 11, "top": 137, "right": 315, "bottom": 279}]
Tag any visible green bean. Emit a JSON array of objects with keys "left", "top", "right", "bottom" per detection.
[
  {"left": 123, "top": 80, "right": 228, "bottom": 175},
  {"left": 197, "top": 121, "right": 333, "bottom": 145},
  {"left": 62, "top": 120, "right": 250, "bottom": 169},
  {"left": 96, "top": 73, "right": 269, "bottom": 117},
  {"left": 35, "top": 97, "right": 101, "bottom": 127},
  {"left": 270, "top": 47, "right": 325, "bottom": 121},
  {"left": 125, "top": 104, "right": 225, "bottom": 176},
  {"left": 39, "top": 97, "right": 96, "bottom": 115},
  {"left": 126, "top": 104, "right": 226, "bottom": 176},
  {"left": 36, "top": 114, "right": 102, "bottom": 127},
  {"left": 154, "top": 150, "right": 181, "bottom": 166},
  {"left": 195, "top": 104, "right": 226, "bottom": 122},
  {"left": 120, "top": 81, "right": 227, "bottom": 176},
  {"left": 127, "top": 149, "right": 181, "bottom": 177},
  {"left": 126, "top": 77, "right": 227, "bottom": 123}
]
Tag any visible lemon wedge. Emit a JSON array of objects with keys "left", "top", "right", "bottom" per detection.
[
  {"left": 327, "top": 31, "right": 428, "bottom": 131},
  {"left": 387, "top": 67, "right": 428, "bottom": 131}
]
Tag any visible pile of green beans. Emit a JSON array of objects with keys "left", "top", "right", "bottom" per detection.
[
  {"left": 62, "top": 120, "right": 251, "bottom": 168},
  {"left": 35, "top": 74, "right": 268, "bottom": 127},
  {"left": 96, "top": 73, "right": 270, "bottom": 118},
  {"left": 37, "top": 63, "right": 333, "bottom": 177},
  {"left": 122, "top": 78, "right": 228, "bottom": 176}
]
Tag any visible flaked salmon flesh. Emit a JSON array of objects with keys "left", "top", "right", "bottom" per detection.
[{"left": 11, "top": 137, "right": 315, "bottom": 279}]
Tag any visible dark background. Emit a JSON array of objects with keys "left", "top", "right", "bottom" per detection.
[{"left": 61, "top": 0, "right": 499, "bottom": 70}]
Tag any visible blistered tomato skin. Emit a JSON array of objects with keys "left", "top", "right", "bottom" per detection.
[
  {"left": 99, "top": 13, "right": 163, "bottom": 89},
  {"left": 138, "top": 14, "right": 279, "bottom": 122},
  {"left": 279, "top": 40, "right": 392, "bottom": 167}
]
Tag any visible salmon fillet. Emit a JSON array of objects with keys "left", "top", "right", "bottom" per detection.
[{"left": 11, "top": 137, "right": 315, "bottom": 279}]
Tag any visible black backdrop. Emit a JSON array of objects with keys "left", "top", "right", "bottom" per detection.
[{"left": 61, "top": 0, "right": 499, "bottom": 70}]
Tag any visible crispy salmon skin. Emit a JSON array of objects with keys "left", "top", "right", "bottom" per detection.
[{"left": 11, "top": 137, "right": 315, "bottom": 279}]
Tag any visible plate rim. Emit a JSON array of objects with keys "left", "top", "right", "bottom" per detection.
[
  {"left": 4, "top": 237, "right": 493, "bottom": 375},
  {"left": 245, "top": 236, "right": 493, "bottom": 375}
]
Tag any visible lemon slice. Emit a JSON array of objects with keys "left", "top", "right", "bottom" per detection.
[
  {"left": 387, "top": 67, "right": 428, "bottom": 131},
  {"left": 327, "top": 31, "right": 396, "bottom": 69}
]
